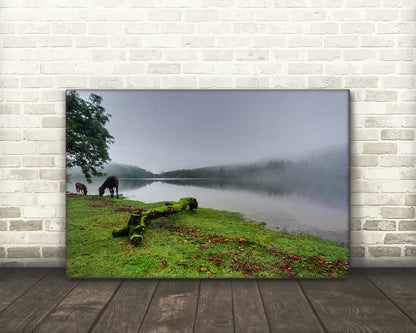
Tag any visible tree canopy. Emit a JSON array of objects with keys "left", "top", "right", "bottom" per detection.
[{"left": 66, "top": 90, "right": 114, "bottom": 183}]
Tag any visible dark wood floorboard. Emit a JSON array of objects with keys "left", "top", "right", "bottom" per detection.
[
  {"left": 300, "top": 269, "right": 416, "bottom": 333},
  {"left": 138, "top": 279, "right": 199, "bottom": 333},
  {"left": 0, "top": 269, "right": 50, "bottom": 313},
  {"left": 232, "top": 280, "right": 271, "bottom": 333},
  {"left": 258, "top": 280, "right": 325, "bottom": 333},
  {"left": 195, "top": 280, "right": 234, "bottom": 333},
  {"left": 361, "top": 268, "right": 416, "bottom": 325},
  {"left": 0, "top": 268, "right": 416, "bottom": 333},
  {"left": 91, "top": 279, "right": 158, "bottom": 333},
  {"left": 0, "top": 269, "right": 78, "bottom": 333},
  {"left": 31, "top": 279, "right": 121, "bottom": 333}
]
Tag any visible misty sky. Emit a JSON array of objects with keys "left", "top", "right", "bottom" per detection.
[{"left": 77, "top": 90, "right": 349, "bottom": 173}]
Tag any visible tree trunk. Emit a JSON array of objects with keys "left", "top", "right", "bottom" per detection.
[{"left": 112, "top": 197, "right": 198, "bottom": 246}]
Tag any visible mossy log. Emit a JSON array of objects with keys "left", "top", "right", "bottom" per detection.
[{"left": 112, "top": 197, "right": 198, "bottom": 246}]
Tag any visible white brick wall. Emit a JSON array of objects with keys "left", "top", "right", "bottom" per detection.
[{"left": 0, "top": 0, "right": 415, "bottom": 267}]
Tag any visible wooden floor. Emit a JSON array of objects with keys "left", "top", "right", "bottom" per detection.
[{"left": 0, "top": 269, "right": 415, "bottom": 333}]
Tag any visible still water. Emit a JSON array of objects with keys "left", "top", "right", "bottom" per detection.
[{"left": 68, "top": 178, "right": 349, "bottom": 244}]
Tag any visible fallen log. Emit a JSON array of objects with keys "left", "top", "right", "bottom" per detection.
[{"left": 112, "top": 197, "right": 198, "bottom": 246}]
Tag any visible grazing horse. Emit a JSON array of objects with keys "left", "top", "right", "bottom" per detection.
[
  {"left": 99, "top": 176, "right": 119, "bottom": 199},
  {"left": 75, "top": 182, "right": 87, "bottom": 196}
]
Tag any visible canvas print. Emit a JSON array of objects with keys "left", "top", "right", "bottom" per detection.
[{"left": 66, "top": 90, "right": 350, "bottom": 278}]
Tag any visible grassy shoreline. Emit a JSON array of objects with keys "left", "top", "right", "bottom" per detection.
[{"left": 66, "top": 195, "right": 349, "bottom": 279}]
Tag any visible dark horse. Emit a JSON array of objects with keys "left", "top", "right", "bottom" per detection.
[
  {"left": 75, "top": 182, "right": 87, "bottom": 196},
  {"left": 99, "top": 176, "right": 119, "bottom": 199}
]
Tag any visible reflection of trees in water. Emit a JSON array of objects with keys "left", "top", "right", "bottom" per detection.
[
  {"left": 118, "top": 179, "right": 155, "bottom": 190},
  {"left": 121, "top": 176, "right": 347, "bottom": 208}
]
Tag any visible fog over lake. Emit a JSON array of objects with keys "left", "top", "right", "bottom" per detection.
[{"left": 69, "top": 90, "right": 350, "bottom": 244}]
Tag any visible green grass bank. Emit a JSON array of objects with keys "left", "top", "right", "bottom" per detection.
[{"left": 66, "top": 195, "right": 349, "bottom": 278}]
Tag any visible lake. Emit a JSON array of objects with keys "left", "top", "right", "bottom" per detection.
[{"left": 67, "top": 178, "right": 349, "bottom": 244}]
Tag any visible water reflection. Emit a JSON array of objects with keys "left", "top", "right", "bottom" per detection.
[{"left": 67, "top": 178, "right": 349, "bottom": 244}]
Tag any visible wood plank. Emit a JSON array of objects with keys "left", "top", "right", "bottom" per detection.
[
  {"left": 258, "top": 280, "right": 324, "bottom": 333},
  {"left": 32, "top": 279, "right": 121, "bottom": 333},
  {"left": 195, "top": 280, "right": 234, "bottom": 333},
  {"left": 91, "top": 279, "right": 158, "bottom": 333},
  {"left": 232, "top": 280, "right": 270, "bottom": 333},
  {"left": 0, "top": 269, "right": 78, "bottom": 333},
  {"left": 0, "top": 268, "right": 50, "bottom": 312},
  {"left": 301, "top": 270, "right": 416, "bottom": 333},
  {"left": 138, "top": 279, "right": 199, "bottom": 333},
  {"left": 362, "top": 268, "right": 416, "bottom": 324}
]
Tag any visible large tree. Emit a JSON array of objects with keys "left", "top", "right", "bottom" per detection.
[{"left": 66, "top": 90, "right": 114, "bottom": 183}]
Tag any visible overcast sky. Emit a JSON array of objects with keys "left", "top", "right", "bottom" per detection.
[{"left": 77, "top": 90, "right": 349, "bottom": 173}]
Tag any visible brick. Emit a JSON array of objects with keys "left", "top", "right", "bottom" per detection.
[
  {"left": 274, "top": 49, "right": 305, "bottom": 61},
  {"left": 252, "top": 36, "right": 286, "bottom": 48},
  {"left": 288, "top": 63, "right": 322, "bottom": 74},
  {"left": 381, "top": 207, "right": 414, "bottom": 219},
  {"left": 236, "top": 50, "right": 268, "bottom": 61},
  {"left": 269, "top": 22, "right": 304, "bottom": 34},
  {"left": 382, "top": 180, "right": 416, "bottom": 193},
  {"left": 129, "top": 50, "right": 161, "bottom": 61},
  {"left": 161, "top": 77, "right": 196, "bottom": 89},
  {"left": 368, "top": 246, "right": 401, "bottom": 257},
  {"left": 350, "top": 220, "right": 362, "bottom": 231},
  {"left": 233, "top": 23, "right": 266, "bottom": 34},
  {"left": 399, "top": 221, "right": 416, "bottom": 231},
  {"left": 198, "top": 77, "right": 233, "bottom": 89},
  {"left": 148, "top": 9, "right": 181, "bottom": 22},
  {"left": 3, "top": 142, "right": 37, "bottom": 155},
  {"left": 326, "top": 63, "right": 359, "bottom": 75},
  {"left": 161, "top": 23, "right": 195, "bottom": 34},
  {"left": 74, "top": 36, "right": 108, "bottom": 48},
  {"left": 0, "top": 156, "right": 20, "bottom": 167},
  {"left": 0, "top": 129, "right": 21, "bottom": 141},
  {"left": 23, "top": 104, "right": 55, "bottom": 115},
  {"left": 24, "top": 182, "right": 59, "bottom": 193},
  {"left": 379, "top": 49, "right": 414, "bottom": 61},
  {"left": 216, "top": 36, "right": 251, "bottom": 48},
  {"left": 343, "top": 49, "right": 376, "bottom": 61},
  {"left": 385, "top": 233, "right": 416, "bottom": 245},
  {"left": 0, "top": 207, "right": 20, "bottom": 218},
  {"left": 24, "top": 129, "right": 61, "bottom": 141},
  {"left": 381, "top": 129, "right": 414, "bottom": 141},
  {"left": 307, "top": 49, "right": 340, "bottom": 61},
  {"left": 405, "top": 247, "right": 416, "bottom": 256},
  {"left": 197, "top": 22, "right": 231, "bottom": 34},
  {"left": 365, "top": 194, "right": 404, "bottom": 206},
  {"left": 7, "top": 247, "right": 40, "bottom": 258},
  {"left": 350, "top": 246, "right": 365, "bottom": 257},
  {"left": 236, "top": 77, "right": 269, "bottom": 88},
  {"left": 363, "top": 220, "right": 396, "bottom": 231},
  {"left": 380, "top": 156, "right": 415, "bottom": 167},
  {"left": 42, "top": 247, "right": 65, "bottom": 258},
  {"left": 113, "top": 63, "right": 146, "bottom": 74},
  {"left": 181, "top": 36, "right": 215, "bottom": 48},
  {"left": 308, "top": 77, "right": 342, "bottom": 88},
  {"left": 363, "top": 143, "right": 397, "bottom": 154},
  {"left": 10, "top": 220, "right": 42, "bottom": 231},
  {"left": 39, "top": 169, "right": 65, "bottom": 180},
  {"left": 92, "top": 50, "right": 126, "bottom": 62},
  {"left": 288, "top": 36, "right": 322, "bottom": 47},
  {"left": 366, "top": 116, "right": 401, "bottom": 128},
  {"left": 325, "top": 36, "right": 357, "bottom": 48},
  {"left": 405, "top": 196, "right": 416, "bottom": 206},
  {"left": 182, "top": 63, "right": 214, "bottom": 74},
  {"left": 202, "top": 50, "right": 234, "bottom": 61},
  {"left": 344, "top": 77, "right": 378, "bottom": 88},
  {"left": 184, "top": 10, "right": 218, "bottom": 22},
  {"left": 22, "top": 157, "right": 54, "bottom": 167},
  {"left": 341, "top": 22, "right": 375, "bottom": 34},
  {"left": 7, "top": 169, "right": 37, "bottom": 180},
  {"left": 45, "top": 219, "right": 65, "bottom": 232},
  {"left": 147, "top": 63, "right": 180, "bottom": 74}
]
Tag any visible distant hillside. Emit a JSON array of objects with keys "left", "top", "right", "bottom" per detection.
[
  {"left": 160, "top": 145, "right": 349, "bottom": 202},
  {"left": 68, "top": 163, "right": 156, "bottom": 180}
]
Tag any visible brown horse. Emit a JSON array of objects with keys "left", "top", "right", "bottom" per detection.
[
  {"left": 75, "top": 182, "right": 87, "bottom": 196},
  {"left": 99, "top": 176, "right": 119, "bottom": 199}
]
